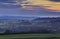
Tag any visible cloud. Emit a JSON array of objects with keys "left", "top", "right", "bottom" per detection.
[
  {"left": 0, "top": 0, "right": 60, "bottom": 17},
  {"left": 24, "top": 0, "right": 60, "bottom": 12},
  {"left": 0, "top": 0, "right": 27, "bottom": 3},
  {"left": 0, "top": 0, "right": 31, "bottom": 9},
  {"left": 0, "top": 0, "right": 23, "bottom": 8},
  {"left": 0, "top": 0, "right": 14, "bottom": 2},
  {"left": 50, "top": 0, "right": 60, "bottom": 2}
]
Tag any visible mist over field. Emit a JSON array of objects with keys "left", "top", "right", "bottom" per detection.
[{"left": 0, "top": 16, "right": 59, "bottom": 34}]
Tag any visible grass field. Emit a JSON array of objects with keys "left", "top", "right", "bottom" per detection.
[{"left": 0, "top": 34, "right": 60, "bottom": 39}]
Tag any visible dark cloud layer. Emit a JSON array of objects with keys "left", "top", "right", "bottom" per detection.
[
  {"left": 0, "top": 0, "right": 59, "bottom": 17},
  {"left": 0, "top": 0, "right": 26, "bottom": 2},
  {"left": 0, "top": 0, "right": 14, "bottom": 2},
  {"left": 50, "top": 0, "right": 60, "bottom": 2}
]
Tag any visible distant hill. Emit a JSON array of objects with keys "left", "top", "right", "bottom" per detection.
[
  {"left": 0, "top": 16, "right": 60, "bottom": 20},
  {"left": 0, "top": 16, "right": 37, "bottom": 20},
  {"left": 32, "top": 17, "right": 60, "bottom": 22},
  {"left": 0, "top": 16, "right": 60, "bottom": 34}
]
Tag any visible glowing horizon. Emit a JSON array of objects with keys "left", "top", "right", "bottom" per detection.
[{"left": 25, "top": 0, "right": 60, "bottom": 12}]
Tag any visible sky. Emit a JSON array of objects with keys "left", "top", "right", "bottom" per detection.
[{"left": 0, "top": 0, "right": 60, "bottom": 17}]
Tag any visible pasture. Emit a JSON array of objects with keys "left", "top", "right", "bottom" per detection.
[{"left": 0, "top": 34, "right": 60, "bottom": 39}]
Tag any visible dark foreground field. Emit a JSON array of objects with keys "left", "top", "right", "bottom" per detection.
[{"left": 0, "top": 34, "right": 60, "bottom": 39}]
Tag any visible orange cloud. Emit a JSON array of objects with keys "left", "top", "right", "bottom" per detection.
[
  {"left": 21, "top": 5, "right": 42, "bottom": 11},
  {"left": 23, "top": 0, "right": 60, "bottom": 12}
]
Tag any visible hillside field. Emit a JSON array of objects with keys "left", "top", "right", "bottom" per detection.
[{"left": 0, "top": 34, "right": 60, "bottom": 39}]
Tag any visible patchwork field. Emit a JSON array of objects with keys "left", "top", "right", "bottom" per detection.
[{"left": 0, "top": 34, "right": 60, "bottom": 39}]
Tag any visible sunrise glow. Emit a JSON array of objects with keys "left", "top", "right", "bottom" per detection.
[{"left": 25, "top": 0, "right": 60, "bottom": 12}]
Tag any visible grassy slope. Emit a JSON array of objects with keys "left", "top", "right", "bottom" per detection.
[{"left": 0, "top": 34, "right": 60, "bottom": 39}]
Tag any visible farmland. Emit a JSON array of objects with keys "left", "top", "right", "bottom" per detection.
[{"left": 0, "top": 34, "right": 60, "bottom": 39}]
